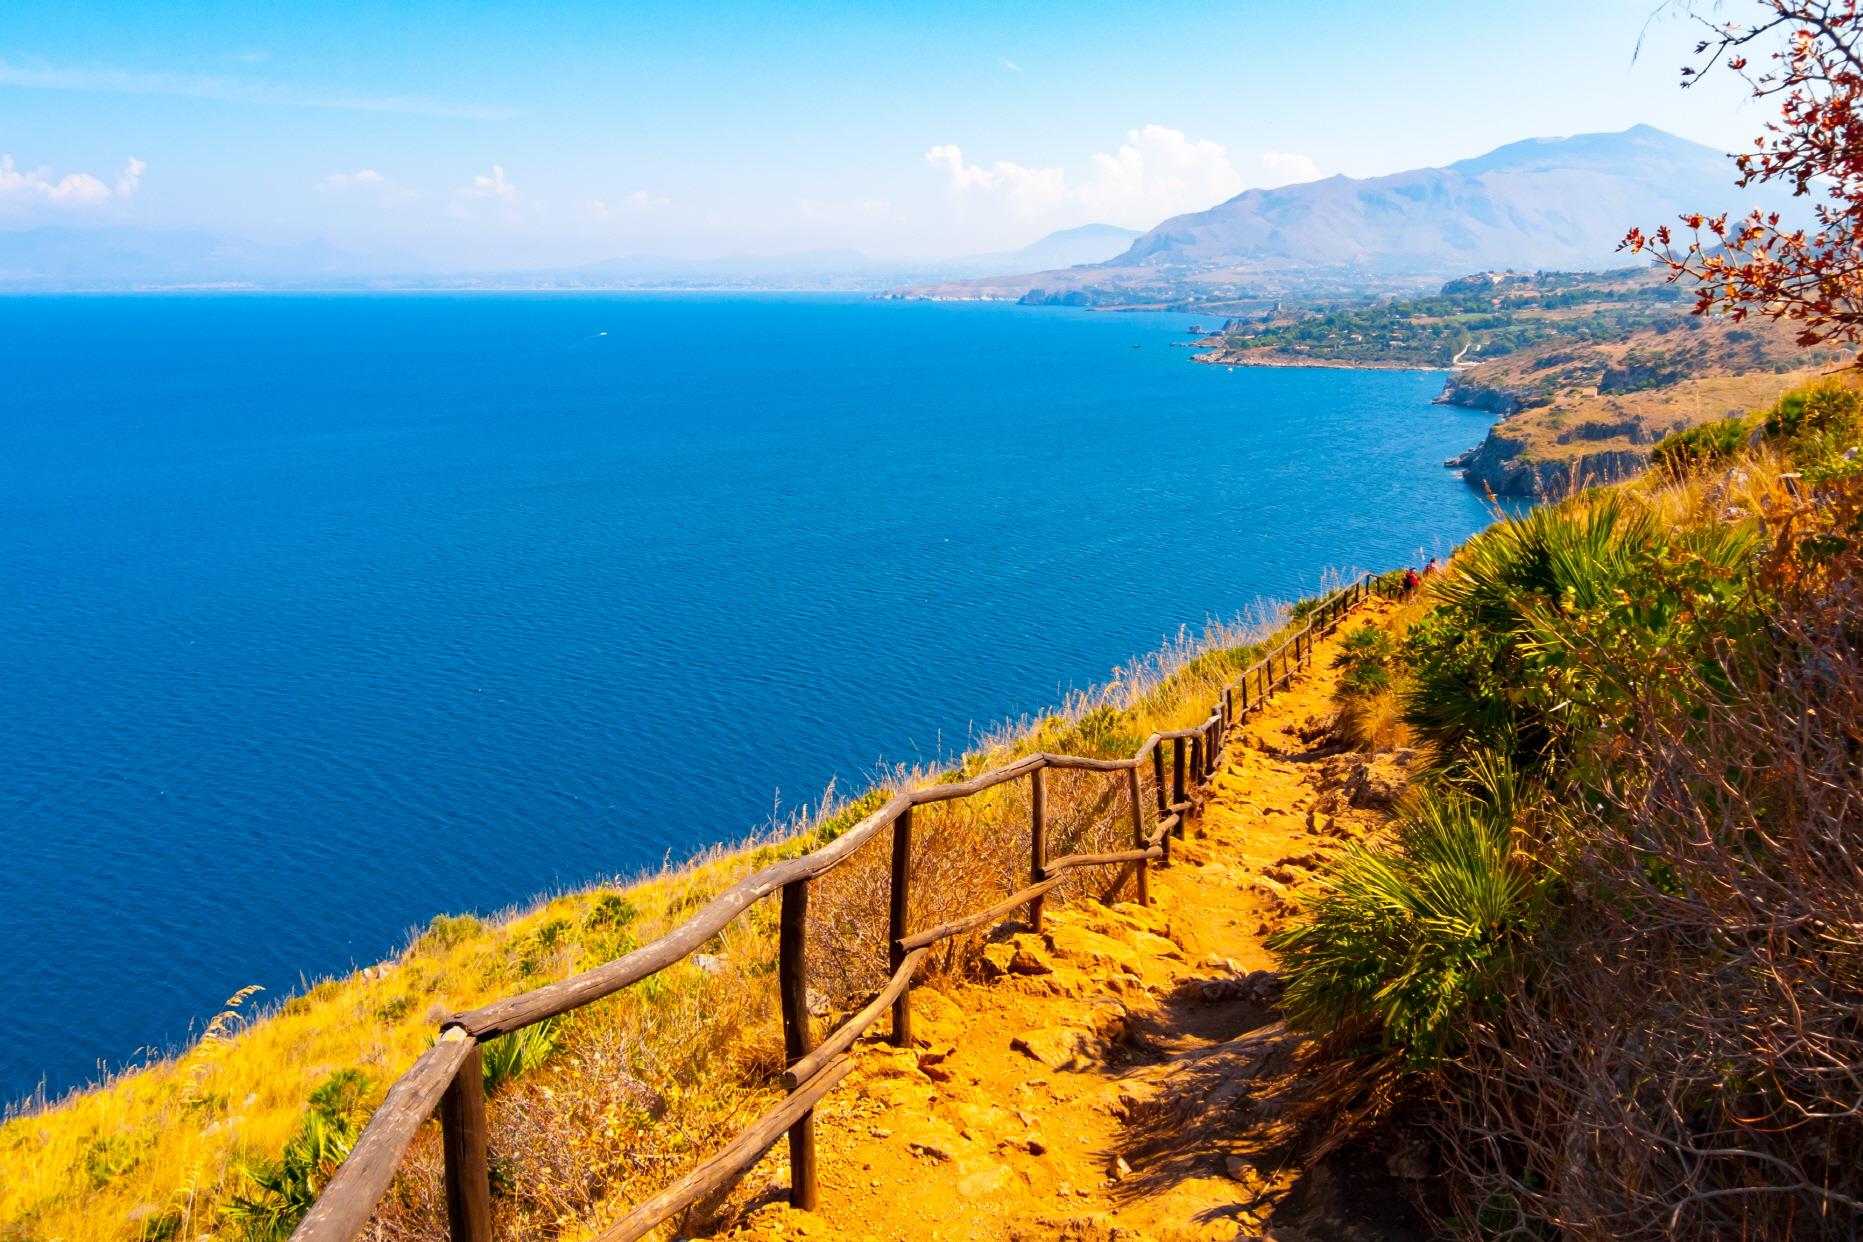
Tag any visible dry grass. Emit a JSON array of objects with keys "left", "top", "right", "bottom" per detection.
[
  {"left": 1333, "top": 687, "right": 1406, "bottom": 752},
  {"left": 0, "top": 588, "right": 1348, "bottom": 1242}
]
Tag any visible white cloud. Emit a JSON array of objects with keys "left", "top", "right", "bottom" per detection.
[
  {"left": 926, "top": 125, "right": 1246, "bottom": 227},
  {"left": 459, "top": 164, "right": 518, "bottom": 202},
  {"left": 0, "top": 154, "right": 142, "bottom": 207},
  {"left": 925, "top": 144, "right": 1069, "bottom": 217},
  {"left": 318, "top": 167, "right": 415, "bottom": 208},
  {"left": 1259, "top": 151, "right": 1321, "bottom": 186},
  {"left": 1078, "top": 125, "right": 1245, "bottom": 221},
  {"left": 998, "top": 57, "right": 1024, "bottom": 73},
  {"left": 622, "top": 189, "right": 669, "bottom": 211}
]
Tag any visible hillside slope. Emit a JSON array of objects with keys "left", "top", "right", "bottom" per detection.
[{"left": 1441, "top": 317, "right": 1848, "bottom": 494}]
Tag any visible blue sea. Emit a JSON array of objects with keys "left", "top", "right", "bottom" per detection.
[{"left": 0, "top": 294, "right": 1494, "bottom": 1102}]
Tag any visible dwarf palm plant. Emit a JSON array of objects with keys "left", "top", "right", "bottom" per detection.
[{"left": 1268, "top": 762, "right": 1536, "bottom": 1064}]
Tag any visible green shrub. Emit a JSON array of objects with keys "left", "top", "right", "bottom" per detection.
[
  {"left": 1402, "top": 494, "right": 1760, "bottom": 775},
  {"left": 1061, "top": 703, "right": 1142, "bottom": 758},
  {"left": 414, "top": 912, "right": 484, "bottom": 953},
  {"left": 222, "top": 1071, "right": 373, "bottom": 1240},
  {"left": 1268, "top": 761, "right": 1536, "bottom": 1064},
  {"left": 374, "top": 994, "right": 413, "bottom": 1022},
  {"left": 481, "top": 1017, "right": 560, "bottom": 1094},
  {"left": 1332, "top": 626, "right": 1398, "bottom": 698},
  {"left": 1763, "top": 378, "right": 1861, "bottom": 442},
  {"left": 1650, "top": 417, "right": 1749, "bottom": 475}
]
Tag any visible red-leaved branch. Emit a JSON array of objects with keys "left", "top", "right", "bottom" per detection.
[{"left": 1625, "top": 0, "right": 1863, "bottom": 357}]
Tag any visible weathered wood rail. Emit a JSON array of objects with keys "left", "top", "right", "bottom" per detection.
[{"left": 289, "top": 573, "right": 1389, "bottom": 1242}]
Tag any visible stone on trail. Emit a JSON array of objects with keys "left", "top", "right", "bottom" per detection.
[
  {"left": 952, "top": 1099, "right": 1016, "bottom": 1140},
  {"left": 1130, "top": 930, "right": 1183, "bottom": 960},
  {"left": 955, "top": 1158, "right": 1015, "bottom": 1199},
  {"left": 1009, "top": 935, "right": 1056, "bottom": 975},
  {"left": 900, "top": 1115, "right": 967, "bottom": 1163},
  {"left": 916, "top": 1042, "right": 959, "bottom": 1082},
  {"left": 911, "top": 984, "right": 965, "bottom": 1038},
  {"left": 980, "top": 941, "right": 1018, "bottom": 978},
  {"left": 1044, "top": 924, "right": 1142, "bottom": 976},
  {"left": 1011, "top": 1025, "right": 1108, "bottom": 1072}
]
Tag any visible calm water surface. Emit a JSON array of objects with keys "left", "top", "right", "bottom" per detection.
[{"left": 0, "top": 294, "right": 1494, "bottom": 1099}]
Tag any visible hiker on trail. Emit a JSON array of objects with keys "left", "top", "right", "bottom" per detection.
[
  {"left": 1403, "top": 567, "right": 1420, "bottom": 597},
  {"left": 1424, "top": 556, "right": 1439, "bottom": 576}
]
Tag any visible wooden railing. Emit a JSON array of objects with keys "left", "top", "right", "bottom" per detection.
[{"left": 290, "top": 573, "right": 1388, "bottom": 1242}]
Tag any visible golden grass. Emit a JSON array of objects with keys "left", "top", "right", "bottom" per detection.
[{"left": 1, "top": 587, "right": 1356, "bottom": 1242}]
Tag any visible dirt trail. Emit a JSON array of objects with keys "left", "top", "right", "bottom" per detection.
[{"left": 713, "top": 600, "right": 1420, "bottom": 1242}]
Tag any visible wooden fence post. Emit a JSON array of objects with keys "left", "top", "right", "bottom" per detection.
[
  {"left": 1126, "top": 767, "right": 1150, "bottom": 899},
  {"left": 1188, "top": 735, "right": 1202, "bottom": 790},
  {"left": 441, "top": 1045, "right": 493, "bottom": 1242},
  {"left": 1172, "top": 735, "right": 1186, "bottom": 811},
  {"left": 1150, "top": 742, "right": 1168, "bottom": 828},
  {"left": 889, "top": 806, "right": 913, "bottom": 1047},
  {"left": 1027, "top": 767, "right": 1047, "bottom": 931},
  {"left": 778, "top": 879, "right": 818, "bottom": 1210}
]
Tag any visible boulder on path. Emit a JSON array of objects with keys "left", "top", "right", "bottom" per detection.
[
  {"left": 1045, "top": 924, "right": 1142, "bottom": 976},
  {"left": 1317, "top": 749, "right": 1417, "bottom": 808},
  {"left": 1011, "top": 1025, "right": 1108, "bottom": 1072}
]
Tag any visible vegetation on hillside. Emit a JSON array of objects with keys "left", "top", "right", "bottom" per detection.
[
  {"left": 1272, "top": 12, "right": 1863, "bottom": 1222},
  {"left": 1197, "top": 268, "right": 1689, "bottom": 369},
  {"left": 1269, "top": 372, "right": 1863, "bottom": 1235}
]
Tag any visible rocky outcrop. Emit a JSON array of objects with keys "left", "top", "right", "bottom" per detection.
[
  {"left": 1438, "top": 372, "right": 1523, "bottom": 415},
  {"left": 1453, "top": 422, "right": 1650, "bottom": 497}
]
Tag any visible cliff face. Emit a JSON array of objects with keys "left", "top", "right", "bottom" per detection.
[
  {"left": 1450, "top": 421, "right": 1648, "bottom": 497},
  {"left": 1438, "top": 319, "right": 1833, "bottom": 496}
]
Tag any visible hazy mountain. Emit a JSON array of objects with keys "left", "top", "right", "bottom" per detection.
[
  {"left": 553, "top": 226, "right": 1140, "bottom": 285},
  {"left": 0, "top": 223, "right": 1139, "bottom": 291},
  {"left": 976, "top": 223, "right": 1141, "bottom": 271},
  {"left": 894, "top": 125, "right": 1803, "bottom": 303},
  {"left": 0, "top": 227, "right": 424, "bottom": 288}
]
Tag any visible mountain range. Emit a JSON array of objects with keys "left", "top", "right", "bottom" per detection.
[{"left": 894, "top": 125, "right": 1802, "bottom": 305}]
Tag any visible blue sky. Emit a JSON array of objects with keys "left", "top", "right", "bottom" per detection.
[{"left": 0, "top": 1, "right": 1769, "bottom": 266}]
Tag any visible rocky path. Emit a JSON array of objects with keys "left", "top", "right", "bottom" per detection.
[{"left": 713, "top": 600, "right": 1422, "bottom": 1242}]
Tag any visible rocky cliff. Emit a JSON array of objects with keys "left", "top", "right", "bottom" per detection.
[{"left": 1439, "top": 319, "right": 1834, "bottom": 496}]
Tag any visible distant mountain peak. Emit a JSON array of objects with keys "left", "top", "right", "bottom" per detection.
[{"left": 1101, "top": 125, "right": 1782, "bottom": 277}]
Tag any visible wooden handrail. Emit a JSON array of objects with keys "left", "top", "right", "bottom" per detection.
[
  {"left": 290, "top": 1030, "right": 477, "bottom": 1242},
  {"left": 289, "top": 571, "right": 1382, "bottom": 1242},
  {"left": 592, "top": 1056, "right": 857, "bottom": 1242},
  {"left": 782, "top": 947, "right": 930, "bottom": 1089},
  {"left": 896, "top": 875, "right": 1069, "bottom": 955}
]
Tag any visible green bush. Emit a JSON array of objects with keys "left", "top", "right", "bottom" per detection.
[
  {"left": 222, "top": 1071, "right": 373, "bottom": 1240},
  {"left": 1332, "top": 625, "right": 1398, "bottom": 698},
  {"left": 481, "top": 1016, "right": 560, "bottom": 1094},
  {"left": 1650, "top": 417, "right": 1749, "bottom": 475},
  {"left": 1268, "top": 762, "right": 1536, "bottom": 1065},
  {"left": 1402, "top": 494, "right": 1760, "bottom": 775},
  {"left": 415, "top": 912, "right": 484, "bottom": 953},
  {"left": 1763, "top": 378, "right": 1861, "bottom": 442}
]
